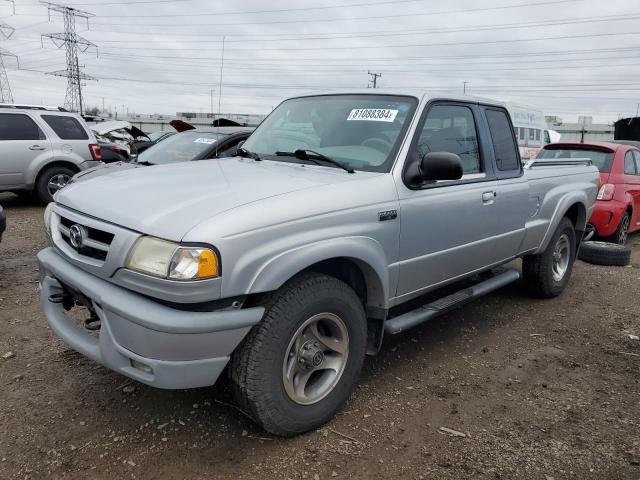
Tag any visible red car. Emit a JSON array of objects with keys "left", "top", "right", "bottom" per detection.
[{"left": 538, "top": 142, "right": 640, "bottom": 244}]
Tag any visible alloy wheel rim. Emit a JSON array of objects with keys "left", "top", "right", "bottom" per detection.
[
  {"left": 552, "top": 233, "right": 571, "bottom": 282},
  {"left": 282, "top": 312, "right": 349, "bottom": 406},
  {"left": 47, "top": 174, "right": 71, "bottom": 196},
  {"left": 618, "top": 216, "right": 630, "bottom": 244}
]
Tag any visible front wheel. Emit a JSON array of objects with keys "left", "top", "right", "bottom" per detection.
[
  {"left": 522, "top": 217, "right": 577, "bottom": 298},
  {"left": 229, "top": 273, "right": 367, "bottom": 437}
]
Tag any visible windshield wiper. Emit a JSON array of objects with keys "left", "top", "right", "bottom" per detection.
[
  {"left": 275, "top": 149, "right": 354, "bottom": 174},
  {"left": 237, "top": 146, "right": 262, "bottom": 161}
]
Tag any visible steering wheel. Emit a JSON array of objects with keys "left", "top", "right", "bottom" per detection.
[{"left": 361, "top": 137, "right": 392, "bottom": 153}]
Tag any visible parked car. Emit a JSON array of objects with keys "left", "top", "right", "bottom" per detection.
[
  {"left": 133, "top": 131, "right": 175, "bottom": 155},
  {"left": 0, "top": 204, "right": 5, "bottom": 242},
  {"left": 538, "top": 142, "right": 640, "bottom": 244},
  {"left": 38, "top": 91, "right": 598, "bottom": 436},
  {"left": 69, "top": 127, "right": 253, "bottom": 184},
  {"left": 93, "top": 132, "right": 130, "bottom": 163},
  {"left": 0, "top": 104, "right": 102, "bottom": 202}
]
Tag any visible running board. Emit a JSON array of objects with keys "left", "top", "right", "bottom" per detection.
[{"left": 384, "top": 268, "right": 521, "bottom": 335}]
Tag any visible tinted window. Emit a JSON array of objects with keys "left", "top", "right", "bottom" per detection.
[
  {"left": 544, "top": 130, "right": 550, "bottom": 144},
  {"left": 417, "top": 105, "right": 481, "bottom": 174},
  {"left": 624, "top": 151, "right": 637, "bottom": 175},
  {"left": 634, "top": 151, "right": 640, "bottom": 175},
  {"left": 539, "top": 147, "right": 613, "bottom": 172},
  {"left": 0, "top": 113, "right": 45, "bottom": 140},
  {"left": 137, "top": 131, "right": 226, "bottom": 165},
  {"left": 41, "top": 115, "right": 88, "bottom": 140},
  {"left": 486, "top": 109, "right": 520, "bottom": 171}
]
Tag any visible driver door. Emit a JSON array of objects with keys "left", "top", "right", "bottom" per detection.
[{"left": 394, "top": 102, "right": 502, "bottom": 300}]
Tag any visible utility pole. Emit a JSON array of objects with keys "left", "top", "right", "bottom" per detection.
[
  {"left": 210, "top": 88, "right": 213, "bottom": 118},
  {"left": 40, "top": 2, "right": 97, "bottom": 114},
  {"left": 463, "top": 81, "right": 469, "bottom": 94},
  {"left": 217, "top": 36, "right": 225, "bottom": 117},
  {"left": 368, "top": 70, "right": 382, "bottom": 88},
  {"left": 0, "top": 19, "right": 17, "bottom": 103}
]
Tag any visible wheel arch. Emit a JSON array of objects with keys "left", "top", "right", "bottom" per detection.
[
  {"left": 34, "top": 160, "right": 80, "bottom": 187},
  {"left": 536, "top": 196, "right": 588, "bottom": 254}
]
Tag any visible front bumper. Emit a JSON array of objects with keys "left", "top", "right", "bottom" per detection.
[
  {"left": 589, "top": 200, "right": 626, "bottom": 237},
  {"left": 38, "top": 247, "right": 264, "bottom": 389}
]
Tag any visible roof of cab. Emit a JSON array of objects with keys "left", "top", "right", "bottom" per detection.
[{"left": 283, "top": 90, "right": 507, "bottom": 108}]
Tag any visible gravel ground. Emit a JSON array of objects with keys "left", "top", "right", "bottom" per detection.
[{"left": 1, "top": 192, "right": 639, "bottom": 480}]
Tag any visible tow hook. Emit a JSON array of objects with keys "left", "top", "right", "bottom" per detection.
[{"left": 84, "top": 314, "right": 101, "bottom": 331}]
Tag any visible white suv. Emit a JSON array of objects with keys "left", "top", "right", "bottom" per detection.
[{"left": 0, "top": 104, "right": 102, "bottom": 203}]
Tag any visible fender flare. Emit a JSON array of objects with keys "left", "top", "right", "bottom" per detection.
[
  {"left": 247, "top": 237, "right": 390, "bottom": 309},
  {"left": 534, "top": 192, "right": 588, "bottom": 254}
]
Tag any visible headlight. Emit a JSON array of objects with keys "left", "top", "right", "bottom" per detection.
[
  {"left": 125, "top": 236, "right": 219, "bottom": 281},
  {"left": 43, "top": 202, "right": 54, "bottom": 240}
]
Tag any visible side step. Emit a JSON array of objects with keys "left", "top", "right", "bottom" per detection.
[{"left": 384, "top": 268, "right": 520, "bottom": 335}]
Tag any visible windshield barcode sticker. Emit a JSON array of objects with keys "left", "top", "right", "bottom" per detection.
[
  {"left": 347, "top": 108, "right": 398, "bottom": 122},
  {"left": 194, "top": 137, "right": 216, "bottom": 144}
]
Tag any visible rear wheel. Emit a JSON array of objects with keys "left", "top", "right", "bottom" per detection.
[
  {"left": 229, "top": 273, "right": 367, "bottom": 437},
  {"left": 523, "top": 217, "right": 576, "bottom": 298},
  {"left": 35, "top": 166, "right": 75, "bottom": 203},
  {"left": 608, "top": 212, "right": 630, "bottom": 245}
]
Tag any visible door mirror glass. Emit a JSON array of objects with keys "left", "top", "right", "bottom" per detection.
[{"left": 420, "top": 152, "right": 463, "bottom": 181}]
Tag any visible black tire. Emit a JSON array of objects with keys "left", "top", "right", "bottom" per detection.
[
  {"left": 607, "top": 212, "right": 631, "bottom": 245},
  {"left": 229, "top": 272, "right": 367, "bottom": 437},
  {"left": 577, "top": 241, "right": 631, "bottom": 266},
  {"left": 35, "top": 166, "right": 75, "bottom": 203},
  {"left": 522, "top": 217, "right": 577, "bottom": 298}
]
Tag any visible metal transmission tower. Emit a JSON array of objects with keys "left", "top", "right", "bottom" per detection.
[
  {"left": 0, "top": 19, "right": 16, "bottom": 103},
  {"left": 40, "top": 2, "right": 97, "bottom": 113}
]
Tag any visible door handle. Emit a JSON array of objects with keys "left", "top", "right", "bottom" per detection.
[
  {"left": 482, "top": 191, "right": 496, "bottom": 203},
  {"left": 29, "top": 145, "right": 47, "bottom": 150}
]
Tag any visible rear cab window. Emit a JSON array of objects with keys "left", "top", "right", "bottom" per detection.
[
  {"left": 41, "top": 115, "right": 89, "bottom": 140},
  {"left": 539, "top": 146, "right": 614, "bottom": 173},
  {"left": 484, "top": 108, "right": 521, "bottom": 176},
  {"left": 0, "top": 113, "right": 46, "bottom": 140}
]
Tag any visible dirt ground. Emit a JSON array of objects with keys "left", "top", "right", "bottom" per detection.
[{"left": 0, "top": 192, "right": 639, "bottom": 480}]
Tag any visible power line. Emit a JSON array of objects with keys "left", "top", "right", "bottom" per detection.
[
  {"left": 84, "top": 13, "right": 640, "bottom": 42},
  {"left": 40, "top": 1, "right": 97, "bottom": 113},
  {"left": 87, "top": 0, "right": 583, "bottom": 27}
]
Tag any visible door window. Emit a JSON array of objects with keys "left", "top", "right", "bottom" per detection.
[
  {"left": 41, "top": 115, "right": 89, "bottom": 140},
  {"left": 485, "top": 108, "right": 520, "bottom": 172},
  {"left": 0, "top": 113, "right": 46, "bottom": 140},
  {"left": 216, "top": 137, "right": 244, "bottom": 158},
  {"left": 624, "top": 151, "right": 637, "bottom": 175},
  {"left": 416, "top": 105, "right": 481, "bottom": 175}
]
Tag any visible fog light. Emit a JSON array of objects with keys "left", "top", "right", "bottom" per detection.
[{"left": 130, "top": 359, "right": 153, "bottom": 374}]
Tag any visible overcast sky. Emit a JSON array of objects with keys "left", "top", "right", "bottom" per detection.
[{"left": 1, "top": 0, "right": 639, "bottom": 122}]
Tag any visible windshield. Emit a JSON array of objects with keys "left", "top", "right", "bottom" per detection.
[
  {"left": 137, "top": 131, "right": 226, "bottom": 165},
  {"left": 539, "top": 147, "right": 614, "bottom": 172},
  {"left": 242, "top": 94, "right": 418, "bottom": 172}
]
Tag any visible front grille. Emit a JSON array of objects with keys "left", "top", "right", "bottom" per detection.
[{"left": 58, "top": 215, "right": 114, "bottom": 261}]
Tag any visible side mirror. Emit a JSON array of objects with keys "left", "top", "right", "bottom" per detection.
[
  {"left": 237, "top": 140, "right": 246, "bottom": 149},
  {"left": 409, "top": 152, "right": 463, "bottom": 182}
]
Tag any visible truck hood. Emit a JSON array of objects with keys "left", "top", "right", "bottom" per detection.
[{"left": 55, "top": 157, "right": 372, "bottom": 241}]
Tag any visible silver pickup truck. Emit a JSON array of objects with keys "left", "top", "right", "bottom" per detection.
[{"left": 38, "top": 91, "right": 598, "bottom": 436}]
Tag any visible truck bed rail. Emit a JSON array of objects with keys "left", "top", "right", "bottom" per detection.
[{"left": 523, "top": 158, "right": 593, "bottom": 169}]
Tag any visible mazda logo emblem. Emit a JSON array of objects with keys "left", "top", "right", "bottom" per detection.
[{"left": 69, "top": 224, "right": 86, "bottom": 249}]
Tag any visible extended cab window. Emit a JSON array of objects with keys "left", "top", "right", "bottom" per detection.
[
  {"left": 417, "top": 105, "right": 481, "bottom": 174},
  {"left": 41, "top": 115, "right": 88, "bottom": 140},
  {"left": 624, "top": 151, "right": 637, "bottom": 175},
  {"left": 0, "top": 113, "right": 45, "bottom": 140},
  {"left": 485, "top": 109, "right": 520, "bottom": 171}
]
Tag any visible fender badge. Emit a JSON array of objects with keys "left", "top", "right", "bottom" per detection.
[{"left": 378, "top": 209, "right": 398, "bottom": 221}]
